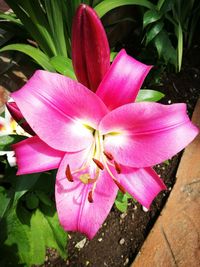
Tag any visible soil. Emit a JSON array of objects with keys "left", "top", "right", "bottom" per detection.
[{"left": 41, "top": 43, "right": 200, "bottom": 267}]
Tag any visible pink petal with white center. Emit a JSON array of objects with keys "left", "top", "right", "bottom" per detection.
[
  {"left": 13, "top": 136, "right": 64, "bottom": 175},
  {"left": 12, "top": 70, "right": 108, "bottom": 152},
  {"left": 55, "top": 150, "right": 118, "bottom": 239},
  {"left": 116, "top": 166, "right": 166, "bottom": 209},
  {"left": 100, "top": 102, "right": 199, "bottom": 167},
  {"left": 96, "top": 49, "right": 152, "bottom": 110},
  {"left": 72, "top": 4, "right": 110, "bottom": 91}
]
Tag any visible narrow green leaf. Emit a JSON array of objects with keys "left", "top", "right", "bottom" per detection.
[
  {"left": 0, "top": 187, "right": 11, "bottom": 219},
  {"left": 136, "top": 89, "right": 165, "bottom": 102},
  {"left": 4, "top": 0, "right": 55, "bottom": 56},
  {"left": 95, "top": 0, "right": 154, "bottom": 18},
  {"left": 0, "top": 135, "right": 27, "bottom": 151},
  {"left": 143, "top": 10, "right": 162, "bottom": 28},
  {"left": 0, "top": 44, "right": 55, "bottom": 71},
  {"left": 146, "top": 21, "right": 164, "bottom": 45},
  {"left": 176, "top": 22, "right": 183, "bottom": 72},
  {"left": 50, "top": 55, "right": 76, "bottom": 79},
  {"left": 44, "top": 0, "right": 68, "bottom": 57},
  {"left": 0, "top": 12, "right": 22, "bottom": 25}
]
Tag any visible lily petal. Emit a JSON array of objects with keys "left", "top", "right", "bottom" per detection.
[
  {"left": 96, "top": 49, "right": 152, "bottom": 110},
  {"left": 6, "top": 102, "right": 35, "bottom": 136},
  {"left": 13, "top": 136, "right": 64, "bottom": 175},
  {"left": 100, "top": 102, "right": 199, "bottom": 167},
  {"left": 72, "top": 4, "right": 110, "bottom": 92},
  {"left": 117, "top": 166, "right": 166, "bottom": 209},
  {"left": 12, "top": 70, "right": 108, "bottom": 152},
  {"left": 55, "top": 150, "right": 118, "bottom": 239}
]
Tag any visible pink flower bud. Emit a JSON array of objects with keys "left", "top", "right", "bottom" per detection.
[{"left": 72, "top": 4, "right": 110, "bottom": 92}]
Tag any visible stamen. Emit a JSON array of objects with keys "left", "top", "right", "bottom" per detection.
[
  {"left": 92, "top": 158, "right": 104, "bottom": 170},
  {"left": 114, "top": 161, "right": 121, "bottom": 174},
  {"left": 103, "top": 151, "right": 114, "bottom": 161},
  {"left": 88, "top": 190, "right": 93, "bottom": 203},
  {"left": 113, "top": 180, "right": 126, "bottom": 194},
  {"left": 65, "top": 164, "right": 74, "bottom": 182}
]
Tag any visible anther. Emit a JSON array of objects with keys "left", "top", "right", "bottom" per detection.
[
  {"left": 113, "top": 180, "right": 126, "bottom": 194},
  {"left": 88, "top": 190, "right": 93, "bottom": 203},
  {"left": 92, "top": 158, "right": 104, "bottom": 170},
  {"left": 103, "top": 151, "right": 114, "bottom": 161},
  {"left": 114, "top": 161, "right": 121, "bottom": 174},
  {"left": 65, "top": 164, "right": 74, "bottom": 182}
]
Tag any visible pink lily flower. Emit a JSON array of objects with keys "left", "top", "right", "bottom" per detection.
[
  {"left": 11, "top": 4, "right": 199, "bottom": 239},
  {"left": 11, "top": 68, "right": 198, "bottom": 239}
]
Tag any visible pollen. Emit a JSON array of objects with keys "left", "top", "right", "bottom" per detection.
[{"left": 80, "top": 173, "right": 91, "bottom": 184}]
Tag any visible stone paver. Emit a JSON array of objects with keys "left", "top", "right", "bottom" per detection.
[{"left": 132, "top": 99, "right": 200, "bottom": 267}]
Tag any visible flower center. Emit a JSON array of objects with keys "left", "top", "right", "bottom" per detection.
[{"left": 65, "top": 130, "right": 125, "bottom": 203}]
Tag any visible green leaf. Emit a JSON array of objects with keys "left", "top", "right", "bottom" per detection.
[
  {"left": 0, "top": 12, "right": 22, "bottom": 25},
  {"left": 154, "top": 30, "right": 177, "bottom": 66},
  {"left": 14, "top": 173, "right": 41, "bottom": 204},
  {"left": 25, "top": 193, "right": 39, "bottom": 210},
  {"left": 115, "top": 191, "right": 133, "bottom": 213},
  {"left": 50, "top": 56, "right": 76, "bottom": 79},
  {"left": 95, "top": 0, "right": 154, "bottom": 18},
  {"left": 143, "top": 10, "right": 162, "bottom": 28},
  {"left": 4, "top": 0, "right": 56, "bottom": 56},
  {"left": 41, "top": 205, "right": 68, "bottom": 258},
  {"left": 115, "top": 199, "right": 128, "bottom": 212},
  {"left": 0, "top": 187, "right": 11, "bottom": 219},
  {"left": 35, "top": 191, "right": 52, "bottom": 206},
  {"left": 2, "top": 207, "right": 31, "bottom": 265},
  {"left": 136, "top": 89, "right": 165, "bottom": 102},
  {"left": 30, "top": 208, "right": 67, "bottom": 264},
  {"left": 0, "top": 44, "right": 55, "bottom": 71},
  {"left": 0, "top": 135, "right": 27, "bottom": 151},
  {"left": 44, "top": 0, "right": 68, "bottom": 57},
  {"left": 146, "top": 21, "right": 164, "bottom": 45},
  {"left": 176, "top": 22, "right": 183, "bottom": 72},
  {"left": 110, "top": 51, "right": 118, "bottom": 62}
]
